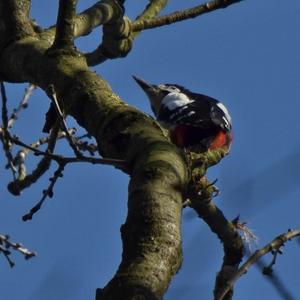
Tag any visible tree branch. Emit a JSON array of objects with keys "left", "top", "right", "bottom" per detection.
[
  {"left": 188, "top": 179, "right": 244, "bottom": 300},
  {"left": 74, "top": 0, "right": 124, "bottom": 37},
  {"left": 8, "top": 134, "right": 126, "bottom": 168},
  {"left": 132, "top": 0, "right": 244, "bottom": 32},
  {"left": 86, "top": 0, "right": 169, "bottom": 65},
  {"left": 135, "top": 0, "right": 168, "bottom": 22},
  {"left": 42, "top": 0, "right": 124, "bottom": 41},
  {"left": 0, "top": 234, "right": 36, "bottom": 267},
  {"left": 84, "top": 1, "right": 131, "bottom": 66},
  {"left": 217, "top": 229, "right": 300, "bottom": 300},
  {"left": 51, "top": 0, "right": 78, "bottom": 49},
  {"left": 0, "top": 32, "right": 188, "bottom": 298},
  {"left": 7, "top": 84, "right": 35, "bottom": 129},
  {"left": 7, "top": 121, "right": 62, "bottom": 195},
  {"left": 0, "top": 0, "right": 35, "bottom": 45}
]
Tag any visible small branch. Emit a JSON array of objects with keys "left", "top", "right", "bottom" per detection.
[
  {"left": 22, "top": 162, "right": 66, "bottom": 221},
  {"left": 0, "top": 234, "right": 36, "bottom": 267},
  {"left": 185, "top": 149, "right": 243, "bottom": 300},
  {"left": 1, "top": 82, "right": 17, "bottom": 180},
  {"left": 7, "top": 84, "right": 35, "bottom": 129},
  {"left": 1, "top": 82, "right": 9, "bottom": 130},
  {"left": 8, "top": 134, "right": 126, "bottom": 169},
  {"left": 217, "top": 229, "right": 300, "bottom": 300},
  {"left": 52, "top": 0, "right": 78, "bottom": 49},
  {"left": 46, "top": 85, "right": 82, "bottom": 157},
  {"left": 72, "top": 133, "right": 98, "bottom": 155},
  {"left": 7, "top": 121, "right": 62, "bottom": 195},
  {"left": 134, "top": 0, "right": 168, "bottom": 22},
  {"left": 85, "top": 2, "right": 130, "bottom": 66},
  {"left": 132, "top": 0, "right": 244, "bottom": 32},
  {"left": 190, "top": 192, "right": 244, "bottom": 300},
  {"left": 250, "top": 250, "right": 296, "bottom": 300}
]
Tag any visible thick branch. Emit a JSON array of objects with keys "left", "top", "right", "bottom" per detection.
[
  {"left": 0, "top": 0, "right": 35, "bottom": 45},
  {"left": 52, "top": 0, "right": 78, "bottom": 49},
  {"left": 217, "top": 229, "right": 300, "bottom": 300},
  {"left": 132, "top": 0, "right": 243, "bottom": 32},
  {"left": 74, "top": 0, "right": 123, "bottom": 37},
  {"left": 0, "top": 35, "right": 188, "bottom": 299},
  {"left": 86, "top": 0, "right": 168, "bottom": 66},
  {"left": 42, "top": 0, "right": 124, "bottom": 40}
]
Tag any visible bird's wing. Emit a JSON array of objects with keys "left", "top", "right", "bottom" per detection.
[{"left": 158, "top": 96, "right": 215, "bottom": 128}]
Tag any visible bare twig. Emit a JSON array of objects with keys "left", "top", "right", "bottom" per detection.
[
  {"left": 217, "top": 229, "right": 300, "bottom": 300},
  {"left": 134, "top": 0, "right": 168, "bottom": 22},
  {"left": 16, "top": 127, "right": 76, "bottom": 162},
  {"left": 46, "top": 85, "right": 82, "bottom": 157},
  {"left": 22, "top": 163, "right": 66, "bottom": 221},
  {"left": 132, "top": 0, "right": 244, "bottom": 32},
  {"left": 7, "top": 121, "right": 63, "bottom": 195},
  {"left": 7, "top": 84, "right": 35, "bottom": 129},
  {"left": 252, "top": 254, "right": 297, "bottom": 300},
  {"left": 0, "top": 234, "right": 36, "bottom": 267},
  {"left": 73, "top": 135, "right": 98, "bottom": 155},
  {"left": 1, "top": 82, "right": 17, "bottom": 180},
  {"left": 8, "top": 134, "right": 126, "bottom": 168}
]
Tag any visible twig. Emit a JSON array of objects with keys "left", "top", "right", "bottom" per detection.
[
  {"left": 134, "top": 0, "right": 168, "bottom": 22},
  {"left": 132, "top": 0, "right": 244, "bottom": 32},
  {"left": 0, "top": 82, "right": 17, "bottom": 180},
  {"left": 46, "top": 85, "right": 82, "bottom": 157},
  {"left": 15, "top": 127, "right": 76, "bottom": 162},
  {"left": 9, "top": 134, "right": 126, "bottom": 168},
  {"left": 248, "top": 249, "right": 296, "bottom": 300},
  {"left": 217, "top": 229, "right": 300, "bottom": 300},
  {"left": 7, "top": 84, "right": 35, "bottom": 129},
  {"left": 7, "top": 121, "right": 63, "bottom": 195},
  {"left": 73, "top": 135, "right": 98, "bottom": 155},
  {"left": 0, "top": 234, "right": 36, "bottom": 267},
  {"left": 22, "top": 163, "right": 66, "bottom": 221}
]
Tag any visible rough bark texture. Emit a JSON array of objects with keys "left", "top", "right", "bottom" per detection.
[
  {"left": 0, "top": 3, "right": 188, "bottom": 299},
  {"left": 0, "top": 1, "right": 246, "bottom": 299}
]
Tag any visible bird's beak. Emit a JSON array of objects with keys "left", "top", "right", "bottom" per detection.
[{"left": 132, "top": 75, "right": 159, "bottom": 97}]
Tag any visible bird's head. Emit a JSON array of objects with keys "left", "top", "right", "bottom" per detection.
[{"left": 133, "top": 76, "right": 179, "bottom": 115}]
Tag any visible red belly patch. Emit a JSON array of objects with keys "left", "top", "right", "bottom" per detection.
[{"left": 209, "top": 130, "right": 227, "bottom": 150}]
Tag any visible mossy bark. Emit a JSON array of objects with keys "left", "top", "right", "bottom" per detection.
[{"left": 0, "top": 28, "right": 188, "bottom": 300}]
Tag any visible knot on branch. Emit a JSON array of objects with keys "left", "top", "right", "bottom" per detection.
[
  {"left": 188, "top": 146, "right": 229, "bottom": 179},
  {"left": 101, "top": 0, "right": 125, "bottom": 21},
  {"left": 102, "top": 16, "right": 133, "bottom": 59}
]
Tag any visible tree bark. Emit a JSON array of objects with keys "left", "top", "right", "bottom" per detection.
[{"left": 0, "top": 5, "right": 188, "bottom": 299}]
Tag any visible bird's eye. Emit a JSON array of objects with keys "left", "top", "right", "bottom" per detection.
[{"left": 166, "top": 85, "right": 180, "bottom": 92}]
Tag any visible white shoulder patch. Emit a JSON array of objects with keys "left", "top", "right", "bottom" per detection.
[
  {"left": 217, "top": 102, "right": 231, "bottom": 123},
  {"left": 162, "top": 92, "right": 194, "bottom": 110}
]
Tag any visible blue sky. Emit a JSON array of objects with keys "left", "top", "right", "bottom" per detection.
[{"left": 1, "top": 1, "right": 300, "bottom": 299}]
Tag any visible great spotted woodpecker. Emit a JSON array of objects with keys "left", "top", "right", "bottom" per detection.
[{"left": 133, "top": 76, "right": 232, "bottom": 153}]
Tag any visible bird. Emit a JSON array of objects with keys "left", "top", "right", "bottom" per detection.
[{"left": 133, "top": 76, "right": 232, "bottom": 153}]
